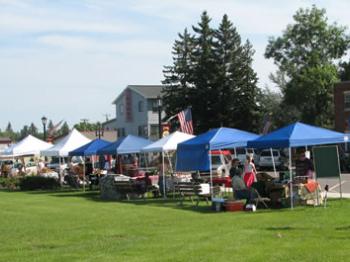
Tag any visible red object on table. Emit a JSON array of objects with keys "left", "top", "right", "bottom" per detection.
[{"left": 212, "top": 177, "right": 232, "bottom": 187}]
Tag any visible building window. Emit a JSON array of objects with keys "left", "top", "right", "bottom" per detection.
[
  {"left": 119, "top": 104, "right": 124, "bottom": 115},
  {"left": 345, "top": 92, "right": 350, "bottom": 110},
  {"left": 138, "top": 101, "right": 144, "bottom": 112},
  {"left": 117, "top": 128, "right": 125, "bottom": 137},
  {"left": 150, "top": 124, "right": 159, "bottom": 139},
  {"left": 151, "top": 99, "right": 158, "bottom": 112},
  {"left": 138, "top": 125, "right": 148, "bottom": 137}
]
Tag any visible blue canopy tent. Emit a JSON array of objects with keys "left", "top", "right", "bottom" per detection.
[
  {"left": 176, "top": 127, "right": 259, "bottom": 198},
  {"left": 69, "top": 139, "right": 111, "bottom": 156},
  {"left": 68, "top": 139, "right": 111, "bottom": 191},
  {"left": 247, "top": 122, "right": 348, "bottom": 208},
  {"left": 247, "top": 122, "right": 347, "bottom": 149},
  {"left": 97, "top": 135, "right": 152, "bottom": 155},
  {"left": 176, "top": 127, "right": 259, "bottom": 172}
]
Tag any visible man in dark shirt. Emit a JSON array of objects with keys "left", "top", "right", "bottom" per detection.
[{"left": 230, "top": 159, "right": 252, "bottom": 202}]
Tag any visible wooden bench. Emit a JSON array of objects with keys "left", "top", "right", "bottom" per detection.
[
  {"left": 175, "top": 182, "right": 212, "bottom": 206},
  {"left": 114, "top": 180, "right": 147, "bottom": 200}
]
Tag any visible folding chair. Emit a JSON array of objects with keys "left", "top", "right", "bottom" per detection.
[{"left": 252, "top": 188, "right": 270, "bottom": 208}]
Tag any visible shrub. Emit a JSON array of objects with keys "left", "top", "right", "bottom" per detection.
[
  {"left": 19, "top": 176, "right": 60, "bottom": 191},
  {"left": 0, "top": 176, "right": 21, "bottom": 190}
]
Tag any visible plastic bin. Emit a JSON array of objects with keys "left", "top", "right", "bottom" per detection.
[{"left": 224, "top": 200, "right": 245, "bottom": 212}]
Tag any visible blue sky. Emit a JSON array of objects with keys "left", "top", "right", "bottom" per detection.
[{"left": 1, "top": 0, "right": 350, "bottom": 131}]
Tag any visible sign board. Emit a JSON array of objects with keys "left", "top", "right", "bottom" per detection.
[{"left": 313, "top": 146, "right": 340, "bottom": 178}]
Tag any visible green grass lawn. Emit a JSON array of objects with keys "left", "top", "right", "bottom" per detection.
[{"left": 0, "top": 190, "right": 350, "bottom": 262}]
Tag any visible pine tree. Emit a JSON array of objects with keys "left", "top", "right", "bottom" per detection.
[
  {"left": 162, "top": 28, "right": 195, "bottom": 118},
  {"left": 191, "top": 11, "right": 216, "bottom": 132},
  {"left": 233, "top": 40, "right": 260, "bottom": 131},
  {"left": 213, "top": 14, "right": 243, "bottom": 127},
  {"left": 29, "top": 123, "right": 38, "bottom": 136},
  {"left": 163, "top": 12, "right": 260, "bottom": 133},
  {"left": 5, "top": 122, "right": 13, "bottom": 133},
  {"left": 19, "top": 125, "right": 29, "bottom": 140}
]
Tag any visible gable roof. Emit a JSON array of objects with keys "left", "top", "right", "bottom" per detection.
[{"left": 112, "top": 85, "right": 164, "bottom": 104}]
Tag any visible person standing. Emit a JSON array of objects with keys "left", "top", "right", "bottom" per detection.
[{"left": 243, "top": 154, "right": 257, "bottom": 188}]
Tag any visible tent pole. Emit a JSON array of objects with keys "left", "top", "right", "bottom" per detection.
[
  {"left": 336, "top": 146, "right": 343, "bottom": 199},
  {"left": 162, "top": 152, "right": 166, "bottom": 199},
  {"left": 59, "top": 157, "right": 62, "bottom": 186},
  {"left": 289, "top": 147, "right": 293, "bottom": 209},
  {"left": 83, "top": 156, "right": 86, "bottom": 192},
  {"left": 165, "top": 151, "right": 173, "bottom": 174},
  {"left": 270, "top": 148, "right": 277, "bottom": 177},
  {"left": 234, "top": 147, "right": 237, "bottom": 158},
  {"left": 209, "top": 149, "right": 214, "bottom": 199}
]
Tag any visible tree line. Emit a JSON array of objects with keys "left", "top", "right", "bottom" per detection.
[
  {"left": 0, "top": 120, "right": 106, "bottom": 142},
  {"left": 162, "top": 6, "right": 350, "bottom": 133}
]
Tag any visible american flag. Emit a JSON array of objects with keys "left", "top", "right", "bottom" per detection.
[{"left": 177, "top": 108, "right": 194, "bottom": 134}]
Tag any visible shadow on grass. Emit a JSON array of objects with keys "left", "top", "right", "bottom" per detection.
[
  {"left": 266, "top": 226, "right": 296, "bottom": 231},
  {"left": 9, "top": 189, "right": 336, "bottom": 215},
  {"left": 335, "top": 225, "right": 350, "bottom": 231}
]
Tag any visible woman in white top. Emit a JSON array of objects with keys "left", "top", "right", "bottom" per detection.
[{"left": 243, "top": 154, "right": 257, "bottom": 188}]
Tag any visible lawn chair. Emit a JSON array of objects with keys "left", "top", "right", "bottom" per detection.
[{"left": 251, "top": 187, "right": 270, "bottom": 209}]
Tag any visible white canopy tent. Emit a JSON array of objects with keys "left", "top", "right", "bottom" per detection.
[
  {"left": 141, "top": 131, "right": 195, "bottom": 197},
  {"left": 142, "top": 131, "right": 195, "bottom": 153},
  {"left": 41, "top": 129, "right": 91, "bottom": 157},
  {"left": 2, "top": 135, "right": 52, "bottom": 157}
]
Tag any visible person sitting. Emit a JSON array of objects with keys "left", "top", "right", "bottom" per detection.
[
  {"left": 230, "top": 158, "right": 254, "bottom": 204},
  {"left": 295, "top": 151, "right": 314, "bottom": 180}
]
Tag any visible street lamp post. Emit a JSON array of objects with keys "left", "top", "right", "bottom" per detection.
[
  {"left": 41, "top": 116, "right": 47, "bottom": 141},
  {"left": 157, "top": 96, "right": 162, "bottom": 139}
]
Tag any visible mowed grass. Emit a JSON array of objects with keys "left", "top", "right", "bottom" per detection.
[{"left": 0, "top": 191, "right": 350, "bottom": 262}]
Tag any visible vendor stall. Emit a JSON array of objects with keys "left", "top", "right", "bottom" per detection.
[
  {"left": 247, "top": 122, "right": 347, "bottom": 208},
  {"left": 176, "top": 127, "right": 259, "bottom": 197},
  {"left": 141, "top": 131, "right": 195, "bottom": 197},
  {"left": 69, "top": 139, "right": 111, "bottom": 191}
]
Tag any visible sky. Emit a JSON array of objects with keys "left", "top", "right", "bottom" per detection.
[{"left": 1, "top": 0, "right": 350, "bottom": 131}]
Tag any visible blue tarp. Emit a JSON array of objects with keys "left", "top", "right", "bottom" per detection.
[
  {"left": 176, "top": 127, "right": 259, "bottom": 171},
  {"left": 69, "top": 139, "right": 111, "bottom": 156},
  {"left": 247, "top": 122, "right": 348, "bottom": 149},
  {"left": 97, "top": 135, "right": 152, "bottom": 155}
]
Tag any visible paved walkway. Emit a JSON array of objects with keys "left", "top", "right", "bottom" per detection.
[{"left": 264, "top": 172, "right": 350, "bottom": 198}]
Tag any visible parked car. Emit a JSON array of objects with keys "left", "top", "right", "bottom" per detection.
[
  {"left": 258, "top": 149, "right": 284, "bottom": 169},
  {"left": 235, "top": 148, "right": 259, "bottom": 166}
]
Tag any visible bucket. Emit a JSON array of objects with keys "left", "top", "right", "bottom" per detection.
[{"left": 224, "top": 200, "right": 244, "bottom": 212}]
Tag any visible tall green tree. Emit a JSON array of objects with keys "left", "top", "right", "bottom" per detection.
[
  {"left": 191, "top": 11, "right": 216, "bottom": 132},
  {"left": 28, "top": 123, "right": 38, "bottom": 136},
  {"left": 265, "top": 5, "right": 350, "bottom": 127},
  {"left": 162, "top": 12, "right": 260, "bottom": 133},
  {"left": 19, "top": 125, "right": 29, "bottom": 140},
  {"left": 162, "top": 28, "right": 195, "bottom": 118}
]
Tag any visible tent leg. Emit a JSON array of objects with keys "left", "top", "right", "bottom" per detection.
[
  {"left": 336, "top": 146, "right": 343, "bottom": 199},
  {"left": 83, "top": 157, "right": 86, "bottom": 192},
  {"left": 289, "top": 147, "right": 293, "bottom": 209},
  {"left": 162, "top": 152, "right": 166, "bottom": 199},
  {"left": 270, "top": 148, "right": 277, "bottom": 178},
  {"left": 209, "top": 150, "right": 214, "bottom": 199},
  {"left": 59, "top": 157, "right": 62, "bottom": 186}
]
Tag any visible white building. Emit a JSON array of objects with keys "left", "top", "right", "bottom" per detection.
[{"left": 112, "top": 85, "right": 165, "bottom": 141}]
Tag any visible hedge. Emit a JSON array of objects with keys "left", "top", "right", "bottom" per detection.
[{"left": 19, "top": 176, "right": 60, "bottom": 191}]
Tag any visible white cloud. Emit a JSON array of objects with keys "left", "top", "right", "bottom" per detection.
[
  {"left": 37, "top": 34, "right": 171, "bottom": 58},
  {"left": 0, "top": 13, "right": 141, "bottom": 34}
]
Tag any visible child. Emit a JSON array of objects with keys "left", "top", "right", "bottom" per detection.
[{"left": 243, "top": 154, "right": 257, "bottom": 188}]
